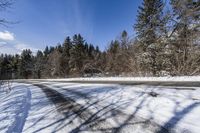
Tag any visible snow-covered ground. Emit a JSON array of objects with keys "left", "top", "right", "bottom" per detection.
[
  {"left": 0, "top": 83, "right": 31, "bottom": 133},
  {"left": 22, "top": 76, "right": 200, "bottom": 82},
  {"left": 1, "top": 79, "right": 200, "bottom": 133}
]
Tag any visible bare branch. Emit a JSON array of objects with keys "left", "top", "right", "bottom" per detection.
[{"left": 0, "top": 0, "right": 15, "bottom": 26}]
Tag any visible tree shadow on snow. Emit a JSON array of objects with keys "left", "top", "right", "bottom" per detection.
[{"left": 22, "top": 83, "right": 200, "bottom": 133}]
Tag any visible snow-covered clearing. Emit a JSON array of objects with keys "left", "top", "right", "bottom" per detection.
[{"left": 1, "top": 79, "right": 200, "bottom": 133}]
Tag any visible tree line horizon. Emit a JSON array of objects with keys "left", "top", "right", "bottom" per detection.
[{"left": 0, "top": 0, "right": 199, "bottom": 79}]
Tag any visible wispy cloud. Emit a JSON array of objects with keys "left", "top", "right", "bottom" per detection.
[
  {"left": 0, "top": 31, "right": 15, "bottom": 41},
  {"left": 0, "top": 30, "right": 39, "bottom": 55}
]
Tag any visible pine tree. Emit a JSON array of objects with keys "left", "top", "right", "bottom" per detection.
[
  {"left": 61, "top": 36, "right": 72, "bottom": 77},
  {"left": 88, "top": 44, "right": 95, "bottom": 59},
  {"left": 0, "top": 54, "right": 13, "bottom": 79},
  {"left": 43, "top": 46, "right": 50, "bottom": 57},
  {"left": 34, "top": 50, "right": 44, "bottom": 78},
  {"left": 134, "top": 0, "right": 166, "bottom": 76},
  {"left": 118, "top": 31, "right": 132, "bottom": 74},
  {"left": 19, "top": 49, "right": 34, "bottom": 79},
  {"left": 69, "top": 34, "right": 86, "bottom": 75}
]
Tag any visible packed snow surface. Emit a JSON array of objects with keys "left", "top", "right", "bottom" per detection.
[
  {"left": 26, "top": 76, "right": 200, "bottom": 82},
  {"left": 1, "top": 78, "right": 200, "bottom": 133}
]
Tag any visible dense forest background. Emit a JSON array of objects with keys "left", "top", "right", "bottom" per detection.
[{"left": 0, "top": 0, "right": 199, "bottom": 79}]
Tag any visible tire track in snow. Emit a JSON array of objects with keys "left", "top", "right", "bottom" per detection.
[
  {"left": 36, "top": 82, "right": 170, "bottom": 133},
  {"left": 33, "top": 84, "right": 92, "bottom": 120},
  {"left": 32, "top": 83, "right": 118, "bottom": 132},
  {"left": 7, "top": 86, "right": 31, "bottom": 133}
]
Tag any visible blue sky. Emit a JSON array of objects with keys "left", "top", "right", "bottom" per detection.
[{"left": 0, "top": 0, "right": 142, "bottom": 54}]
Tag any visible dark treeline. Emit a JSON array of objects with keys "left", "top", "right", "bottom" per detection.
[{"left": 0, "top": 0, "right": 199, "bottom": 79}]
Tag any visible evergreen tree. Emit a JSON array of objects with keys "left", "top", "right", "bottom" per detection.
[
  {"left": 10, "top": 54, "right": 20, "bottom": 79},
  {"left": 118, "top": 31, "right": 132, "bottom": 74},
  {"left": 34, "top": 50, "right": 44, "bottom": 78},
  {"left": 61, "top": 36, "right": 72, "bottom": 77},
  {"left": 44, "top": 46, "right": 49, "bottom": 57},
  {"left": 69, "top": 34, "right": 86, "bottom": 75},
  {"left": 19, "top": 49, "right": 34, "bottom": 79},
  {"left": 0, "top": 54, "right": 13, "bottom": 79},
  {"left": 88, "top": 44, "right": 95, "bottom": 59},
  {"left": 134, "top": 0, "right": 166, "bottom": 76}
]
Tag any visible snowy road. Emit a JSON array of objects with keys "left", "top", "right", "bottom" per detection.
[{"left": 1, "top": 80, "right": 200, "bottom": 133}]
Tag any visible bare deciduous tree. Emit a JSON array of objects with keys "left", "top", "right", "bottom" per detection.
[{"left": 0, "top": 0, "right": 13, "bottom": 26}]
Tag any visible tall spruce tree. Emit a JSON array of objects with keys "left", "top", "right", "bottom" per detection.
[
  {"left": 61, "top": 36, "right": 72, "bottom": 77},
  {"left": 134, "top": 0, "right": 166, "bottom": 76}
]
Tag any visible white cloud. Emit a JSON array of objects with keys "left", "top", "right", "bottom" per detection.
[
  {"left": 0, "top": 31, "right": 15, "bottom": 41},
  {"left": 0, "top": 30, "right": 39, "bottom": 55},
  {"left": 0, "top": 41, "right": 7, "bottom": 45},
  {"left": 0, "top": 43, "right": 39, "bottom": 55}
]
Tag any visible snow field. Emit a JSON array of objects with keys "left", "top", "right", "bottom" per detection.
[{"left": 1, "top": 79, "right": 200, "bottom": 133}]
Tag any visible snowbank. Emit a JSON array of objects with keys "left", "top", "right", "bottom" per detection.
[{"left": 16, "top": 76, "right": 200, "bottom": 83}]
